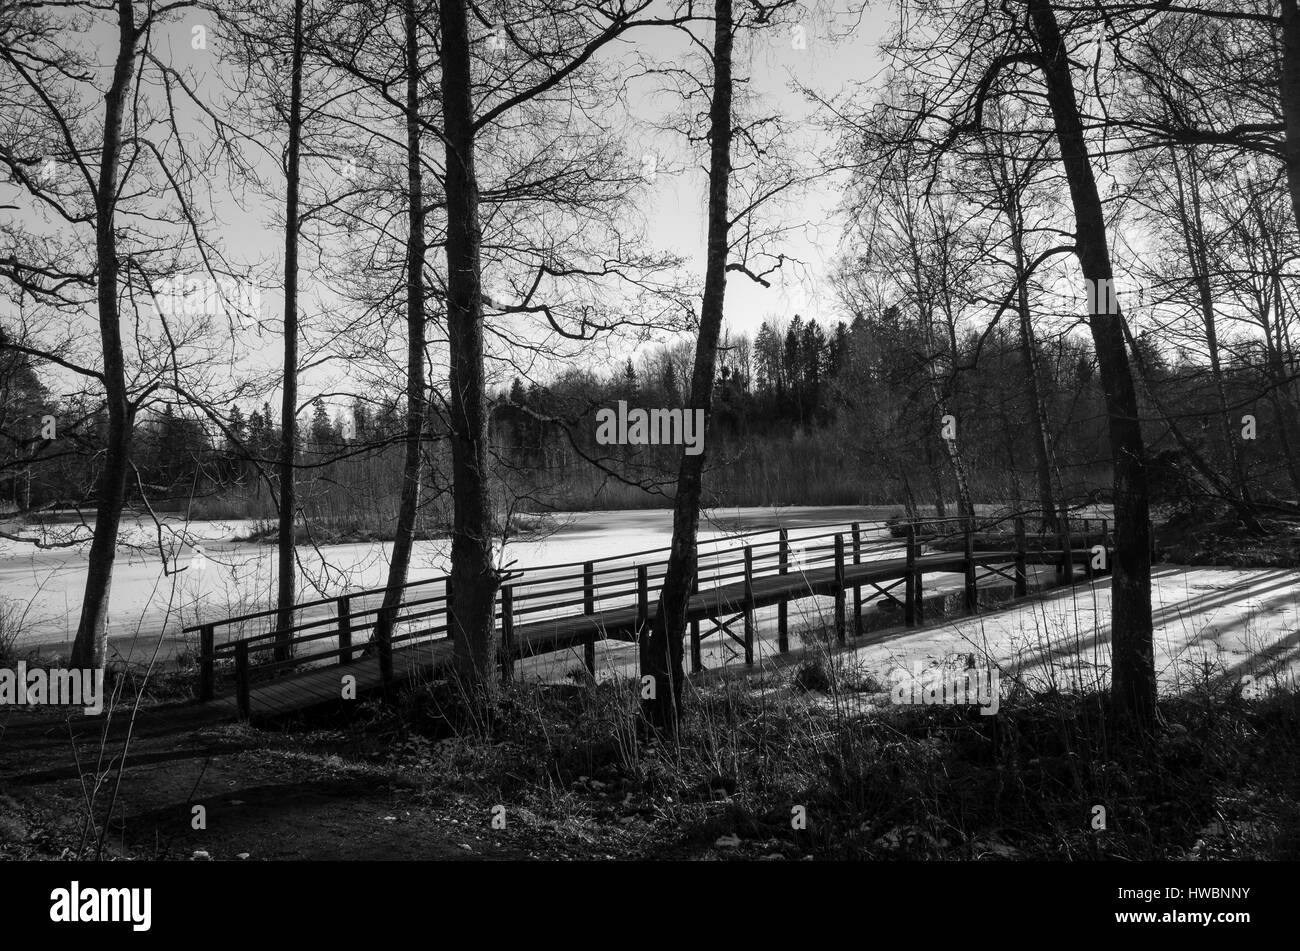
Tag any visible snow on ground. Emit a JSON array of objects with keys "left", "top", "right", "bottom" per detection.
[{"left": 524, "top": 565, "right": 1300, "bottom": 702}]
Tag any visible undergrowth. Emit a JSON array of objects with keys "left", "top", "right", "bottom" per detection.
[{"left": 297, "top": 656, "right": 1300, "bottom": 860}]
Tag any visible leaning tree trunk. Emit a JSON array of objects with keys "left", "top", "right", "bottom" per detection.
[
  {"left": 275, "top": 0, "right": 305, "bottom": 663},
  {"left": 1028, "top": 0, "right": 1154, "bottom": 729},
  {"left": 71, "top": 0, "right": 137, "bottom": 671},
  {"left": 440, "top": 0, "right": 501, "bottom": 692},
  {"left": 373, "top": 0, "right": 426, "bottom": 686},
  {"left": 643, "top": 0, "right": 734, "bottom": 735}
]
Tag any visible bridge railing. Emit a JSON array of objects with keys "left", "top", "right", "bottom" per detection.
[{"left": 186, "top": 508, "right": 1115, "bottom": 706}]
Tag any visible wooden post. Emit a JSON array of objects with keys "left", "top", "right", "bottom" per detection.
[
  {"left": 851, "top": 521, "right": 863, "bottom": 636},
  {"left": 904, "top": 525, "right": 916, "bottom": 627},
  {"left": 580, "top": 561, "right": 597, "bottom": 678},
  {"left": 199, "top": 624, "right": 215, "bottom": 701},
  {"left": 777, "top": 528, "right": 789, "bottom": 653},
  {"left": 337, "top": 596, "right": 352, "bottom": 665},
  {"left": 913, "top": 521, "right": 925, "bottom": 624},
  {"left": 963, "top": 519, "right": 977, "bottom": 614},
  {"left": 690, "top": 619, "right": 702, "bottom": 673},
  {"left": 834, "top": 534, "right": 846, "bottom": 644},
  {"left": 689, "top": 561, "right": 702, "bottom": 672},
  {"left": 1014, "top": 516, "right": 1028, "bottom": 598},
  {"left": 637, "top": 564, "right": 649, "bottom": 639},
  {"left": 444, "top": 577, "right": 453, "bottom": 638},
  {"left": 1061, "top": 504, "right": 1074, "bottom": 585},
  {"left": 235, "top": 640, "right": 250, "bottom": 722},
  {"left": 1058, "top": 503, "right": 1072, "bottom": 584},
  {"left": 743, "top": 547, "right": 755, "bottom": 666},
  {"left": 500, "top": 586, "right": 515, "bottom": 682}
]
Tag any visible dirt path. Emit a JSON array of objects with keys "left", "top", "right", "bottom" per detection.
[{"left": 0, "top": 704, "right": 537, "bottom": 860}]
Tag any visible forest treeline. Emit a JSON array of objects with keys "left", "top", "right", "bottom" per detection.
[{"left": 7, "top": 295, "right": 1296, "bottom": 527}]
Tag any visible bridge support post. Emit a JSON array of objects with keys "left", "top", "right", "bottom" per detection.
[
  {"left": 743, "top": 547, "right": 755, "bottom": 666},
  {"left": 235, "top": 640, "right": 250, "bottom": 722},
  {"left": 851, "top": 522, "right": 862, "bottom": 636},
  {"left": 500, "top": 586, "right": 515, "bottom": 683},
  {"left": 337, "top": 596, "right": 352, "bottom": 665},
  {"left": 834, "top": 534, "right": 846, "bottom": 645},
  {"left": 1014, "top": 516, "right": 1028, "bottom": 598},
  {"left": 689, "top": 567, "right": 702, "bottom": 673},
  {"left": 963, "top": 519, "right": 977, "bottom": 614},
  {"left": 904, "top": 526, "right": 916, "bottom": 627},
  {"left": 199, "top": 624, "right": 215, "bottom": 701},
  {"left": 777, "top": 529, "right": 789, "bottom": 653}
]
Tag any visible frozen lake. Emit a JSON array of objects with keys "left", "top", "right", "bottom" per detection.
[{"left": 0, "top": 505, "right": 911, "bottom": 661}]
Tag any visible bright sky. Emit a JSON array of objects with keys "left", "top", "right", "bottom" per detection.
[
  {"left": 175, "top": 0, "right": 894, "bottom": 342},
  {"left": 632, "top": 1, "right": 892, "bottom": 338},
  {"left": 4, "top": 1, "right": 894, "bottom": 403}
]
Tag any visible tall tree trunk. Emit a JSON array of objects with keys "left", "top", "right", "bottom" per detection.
[
  {"left": 440, "top": 0, "right": 500, "bottom": 691},
  {"left": 1279, "top": 1, "right": 1300, "bottom": 235},
  {"left": 937, "top": 398, "right": 976, "bottom": 522},
  {"left": 1170, "top": 146, "right": 1254, "bottom": 513},
  {"left": 924, "top": 438, "right": 948, "bottom": 518},
  {"left": 71, "top": 0, "right": 137, "bottom": 670},
  {"left": 373, "top": 0, "right": 426, "bottom": 686},
  {"left": 901, "top": 199, "right": 974, "bottom": 524},
  {"left": 275, "top": 0, "right": 305, "bottom": 663},
  {"left": 898, "top": 463, "right": 920, "bottom": 522},
  {"left": 1028, "top": 0, "right": 1154, "bottom": 729},
  {"left": 643, "top": 0, "right": 733, "bottom": 735},
  {"left": 994, "top": 152, "right": 1059, "bottom": 531}
]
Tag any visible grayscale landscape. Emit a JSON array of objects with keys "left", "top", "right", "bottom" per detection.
[{"left": 1, "top": 0, "right": 1298, "bottom": 876}]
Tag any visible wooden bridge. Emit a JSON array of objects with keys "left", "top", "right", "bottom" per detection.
[{"left": 186, "top": 514, "right": 1119, "bottom": 722}]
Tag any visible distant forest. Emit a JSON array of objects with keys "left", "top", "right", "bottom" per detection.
[{"left": 6, "top": 301, "right": 1297, "bottom": 535}]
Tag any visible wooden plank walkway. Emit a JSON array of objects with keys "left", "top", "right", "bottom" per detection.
[{"left": 200, "top": 533, "right": 1102, "bottom": 723}]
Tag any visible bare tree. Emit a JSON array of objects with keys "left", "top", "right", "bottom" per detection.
[{"left": 643, "top": 0, "right": 801, "bottom": 733}]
